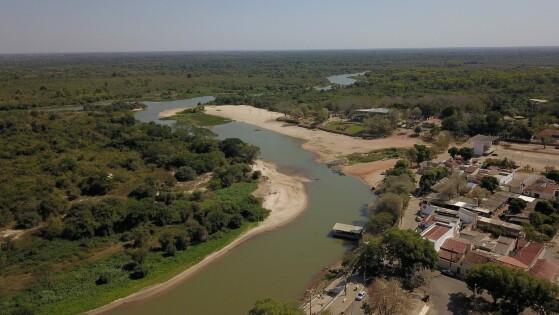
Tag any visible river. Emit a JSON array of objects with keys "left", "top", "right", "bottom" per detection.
[
  {"left": 315, "top": 71, "right": 368, "bottom": 91},
  {"left": 111, "top": 97, "right": 375, "bottom": 315}
]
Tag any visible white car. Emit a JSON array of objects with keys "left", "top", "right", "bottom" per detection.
[{"left": 355, "top": 291, "right": 366, "bottom": 301}]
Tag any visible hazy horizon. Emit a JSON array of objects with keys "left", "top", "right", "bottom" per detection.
[{"left": 1, "top": 0, "right": 559, "bottom": 54}]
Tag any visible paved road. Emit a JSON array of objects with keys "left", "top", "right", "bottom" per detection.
[{"left": 424, "top": 271, "right": 471, "bottom": 315}]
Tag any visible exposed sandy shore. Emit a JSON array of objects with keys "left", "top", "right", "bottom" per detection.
[
  {"left": 342, "top": 159, "right": 398, "bottom": 188},
  {"left": 88, "top": 160, "right": 308, "bottom": 315},
  {"left": 204, "top": 105, "right": 420, "bottom": 162},
  {"left": 158, "top": 107, "right": 185, "bottom": 118}
]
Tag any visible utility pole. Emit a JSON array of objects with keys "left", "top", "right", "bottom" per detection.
[{"left": 307, "top": 288, "right": 313, "bottom": 315}]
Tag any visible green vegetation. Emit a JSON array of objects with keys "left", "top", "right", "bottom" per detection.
[
  {"left": 0, "top": 106, "right": 266, "bottom": 314},
  {"left": 354, "top": 229, "right": 437, "bottom": 280},
  {"left": 482, "top": 157, "right": 518, "bottom": 169},
  {"left": 465, "top": 263, "right": 559, "bottom": 314},
  {"left": 419, "top": 166, "right": 449, "bottom": 194},
  {"left": 480, "top": 176, "right": 499, "bottom": 193},
  {"left": 346, "top": 148, "right": 409, "bottom": 164},
  {"left": 163, "top": 106, "right": 231, "bottom": 126},
  {"left": 368, "top": 160, "right": 415, "bottom": 234},
  {"left": 322, "top": 120, "right": 366, "bottom": 135},
  {"left": 525, "top": 200, "right": 559, "bottom": 241},
  {"left": 247, "top": 298, "right": 304, "bottom": 315}
]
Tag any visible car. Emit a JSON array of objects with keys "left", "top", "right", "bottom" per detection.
[{"left": 355, "top": 291, "right": 366, "bottom": 301}]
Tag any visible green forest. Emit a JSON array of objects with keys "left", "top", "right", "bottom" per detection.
[{"left": 0, "top": 104, "right": 266, "bottom": 314}]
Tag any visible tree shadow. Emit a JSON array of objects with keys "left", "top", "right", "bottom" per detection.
[{"left": 446, "top": 292, "right": 471, "bottom": 315}]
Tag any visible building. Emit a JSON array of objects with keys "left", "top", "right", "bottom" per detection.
[
  {"left": 350, "top": 108, "right": 390, "bottom": 121},
  {"left": 470, "top": 134, "right": 498, "bottom": 156},
  {"left": 497, "top": 256, "right": 529, "bottom": 270},
  {"left": 469, "top": 167, "right": 515, "bottom": 186},
  {"left": 421, "top": 222, "right": 458, "bottom": 251},
  {"left": 514, "top": 241, "right": 545, "bottom": 268},
  {"left": 461, "top": 249, "right": 499, "bottom": 276},
  {"left": 523, "top": 178, "right": 559, "bottom": 201},
  {"left": 476, "top": 216, "right": 523, "bottom": 237},
  {"left": 493, "top": 236, "right": 516, "bottom": 256},
  {"left": 437, "top": 238, "right": 472, "bottom": 274}
]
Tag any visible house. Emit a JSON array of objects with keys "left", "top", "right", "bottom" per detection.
[
  {"left": 421, "top": 222, "right": 458, "bottom": 251},
  {"left": 470, "top": 134, "right": 498, "bottom": 156},
  {"left": 493, "top": 236, "right": 516, "bottom": 256},
  {"left": 514, "top": 241, "right": 545, "bottom": 268},
  {"left": 476, "top": 216, "right": 523, "bottom": 237},
  {"left": 469, "top": 167, "right": 515, "bottom": 186},
  {"left": 461, "top": 249, "right": 500, "bottom": 276},
  {"left": 437, "top": 238, "right": 472, "bottom": 274},
  {"left": 523, "top": 178, "right": 559, "bottom": 201},
  {"left": 529, "top": 259, "right": 559, "bottom": 282},
  {"left": 497, "top": 256, "right": 529, "bottom": 270}
]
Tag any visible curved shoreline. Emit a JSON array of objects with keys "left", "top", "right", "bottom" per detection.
[
  {"left": 87, "top": 160, "right": 308, "bottom": 315},
  {"left": 203, "top": 105, "right": 420, "bottom": 163}
]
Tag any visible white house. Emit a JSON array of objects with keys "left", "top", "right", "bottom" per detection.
[
  {"left": 470, "top": 134, "right": 497, "bottom": 156},
  {"left": 421, "top": 222, "right": 458, "bottom": 251}
]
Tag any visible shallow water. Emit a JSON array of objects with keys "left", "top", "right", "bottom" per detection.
[{"left": 112, "top": 97, "right": 375, "bottom": 315}]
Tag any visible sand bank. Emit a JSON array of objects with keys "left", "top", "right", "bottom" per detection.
[
  {"left": 204, "top": 105, "right": 419, "bottom": 162},
  {"left": 342, "top": 159, "right": 398, "bottom": 188},
  {"left": 158, "top": 108, "right": 185, "bottom": 118},
  {"left": 88, "top": 160, "right": 308, "bottom": 314}
]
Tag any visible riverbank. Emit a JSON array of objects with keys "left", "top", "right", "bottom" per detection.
[
  {"left": 87, "top": 160, "right": 308, "bottom": 315},
  {"left": 203, "top": 105, "right": 420, "bottom": 162}
]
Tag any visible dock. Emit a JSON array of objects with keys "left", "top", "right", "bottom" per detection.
[{"left": 331, "top": 223, "right": 364, "bottom": 240}]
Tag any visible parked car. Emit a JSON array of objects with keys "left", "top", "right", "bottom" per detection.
[{"left": 356, "top": 291, "right": 366, "bottom": 301}]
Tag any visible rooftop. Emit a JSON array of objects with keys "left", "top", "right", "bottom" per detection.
[
  {"left": 353, "top": 108, "right": 391, "bottom": 114},
  {"left": 497, "top": 256, "right": 529, "bottom": 270},
  {"left": 470, "top": 134, "right": 498, "bottom": 143},
  {"left": 516, "top": 242, "right": 544, "bottom": 267},
  {"left": 525, "top": 181, "right": 559, "bottom": 195},
  {"left": 332, "top": 223, "right": 363, "bottom": 234},
  {"left": 422, "top": 224, "right": 451, "bottom": 241},
  {"left": 463, "top": 249, "right": 498, "bottom": 266},
  {"left": 440, "top": 238, "right": 471, "bottom": 254},
  {"left": 529, "top": 99, "right": 549, "bottom": 103},
  {"left": 477, "top": 216, "right": 523, "bottom": 232}
]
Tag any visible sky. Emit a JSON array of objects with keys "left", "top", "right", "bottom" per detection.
[{"left": 1, "top": 0, "right": 558, "bottom": 54}]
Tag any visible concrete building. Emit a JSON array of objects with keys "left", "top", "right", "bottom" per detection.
[
  {"left": 523, "top": 178, "right": 559, "bottom": 201},
  {"left": 470, "top": 134, "right": 498, "bottom": 156}
]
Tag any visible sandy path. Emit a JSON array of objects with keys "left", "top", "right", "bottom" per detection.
[
  {"left": 88, "top": 160, "right": 308, "bottom": 315},
  {"left": 204, "top": 105, "right": 420, "bottom": 162}
]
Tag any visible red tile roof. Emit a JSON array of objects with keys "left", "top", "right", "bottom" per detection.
[
  {"left": 497, "top": 256, "right": 529, "bottom": 270},
  {"left": 463, "top": 250, "right": 495, "bottom": 266},
  {"left": 440, "top": 238, "right": 471, "bottom": 254},
  {"left": 516, "top": 242, "right": 545, "bottom": 267},
  {"left": 423, "top": 225, "right": 450, "bottom": 241},
  {"left": 526, "top": 181, "right": 559, "bottom": 195}
]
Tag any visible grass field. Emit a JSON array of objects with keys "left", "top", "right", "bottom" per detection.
[
  {"left": 163, "top": 110, "right": 231, "bottom": 126},
  {"left": 322, "top": 121, "right": 366, "bottom": 136},
  {"left": 346, "top": 147, "right": 410, "bottom": 164}
]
